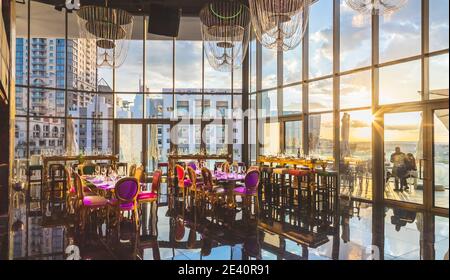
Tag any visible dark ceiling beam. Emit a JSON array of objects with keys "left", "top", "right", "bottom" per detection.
[{"left": 28, "top": 0, "right": 249, "bottom": 17}]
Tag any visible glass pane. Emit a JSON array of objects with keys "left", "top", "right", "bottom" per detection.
[
  {"left": 340, "top": 110, "right": 372, "bottom": 200},
  {"left": 233, "top": 120, "right": 243, "bottom": 161},
  {"left": 175, "top": 41, "right": 202, "bottom": 91},
  {"left": 66, "top": 39, "right": 98, "bottom": 91},
  {"left": 67, "top": 92, "right": 113, "bottom": 119},
  {"left": 283, "top": 45, "right": 302, "bottom": 85},
  {"left": 14, "top": 117, "right": 28, "bottom": 159},
  {"left": 115, "top": 94, "right": 144, "bottom": 119},
  {"left": 203, "top": 95, "right": 232, "bottom": 119},
  {"left": 116, "top": 37, "right": 144, "bottom": 92},
  {"left": 309, "top": 0, "right": 333, "bottom": 78},
  {"left": 340, "top": 0, "right": 371, "bottom": 71},
  {"left": 379, "top": 0, "right": 421, "bottom": 63},
  {"left": 204, "top": 55, "right": 231, "bottom": 93},
  {"left": 340, "top": 70, "right": 371, "bottom": 110},
  {"left": 15, "top": 86, "right": 27, "bottom": 115},
  {"left": 384, "top": 112, "right": 423, "bottom": 204},
  {"left": 434, "top": 109, "right": 449, "bottom": 209},
  {"left": 283, "top": 85, "right": 302, "bottom": 115},
  {"left": 15, "top": 38, "right": 28, "bottom": 87},
  {"left": 145, "top": 94, "right": 173, "bottom": 119},
  {"left": 262, "top": 122, "right": 280, "bottom": 155},
  {"left": 118, "top": 124, "right": 142, "bottom": 165},
  {"left": 250, "top": 40, "right": 257, "bottom": 93},
  {"left": 175, "top": 123, "right": 201, "bottom": 155},
  {"left": 430, "top": 0, "right": 449, "bottom": 52},
  {"left": 29, "top": 117, "right": 65, "bottom": 157},
  {"left": 205, "top": 124, "right": 228, "bottom": 155},
  {"left": 262, "top": 47, "right": 277, "bottom": 89},
  {"left": 29, "top": 89, "right": 65, "bottom": 117},
  {"left": 75, "top": 119, "right": 113, "bottom": 155},
  {"left": 429, "top": 54, "right": 449, "bottom": 100},
  {"left": 379, "top": 60, "right": 421, "bottom": 105},
  {"left": 285, "top": 121, "right": 302, "bottom": 156},
  {"left": 174, "top": 94, "right": 202, "bottom": 119},
  {"left": 146, "top": 124, "right": 171, "bottom": 172},
  {"left": 146, "top": 40, "right": 173, "bottom": 92},
  {"left": 233, "top": 67, "right": 242, "bottom": 93},
  {"left": 309, "top": 113, "right": 334, "bottom": 159},
  {"left": 261, "top": 90, "right": 278, "bottom": 117},
  {"left": 309, "top": 78, "right": 333, "bottom": 113},
  {"left": 249, "top": 119, "right": 257, "bottom": 164},
  {"left": 30, "top": 1, "right": 66, "bottom": 89},
  {"left": 15, "top": 3, "right": 28, "bottom": 86}
]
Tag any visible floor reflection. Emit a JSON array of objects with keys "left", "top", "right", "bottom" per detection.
[{"left": 9, "top": 191, "right": 449, "bottom": 260}]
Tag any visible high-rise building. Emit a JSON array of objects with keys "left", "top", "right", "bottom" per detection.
[{"left": 15, "top": 37, "right": 105, "bottom": 157}]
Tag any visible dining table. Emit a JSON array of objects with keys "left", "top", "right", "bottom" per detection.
[
  {"left": 194, "top": 170, "right": 246, "bottom": 208},
  {"left": 82, "top": 175, "right": 121, "bottom": 198}
]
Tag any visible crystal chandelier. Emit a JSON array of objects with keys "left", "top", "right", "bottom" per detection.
[
  {"left": 345, "top": 0, "right": 408, "bottom": 16},
  {"left": 248, "top": 0, "right": 311, "bottom": 51},
  {"left": 200, "top": 0, "right": 251, "bottom": 72},
  {"left": 76, "top": 1, "right": 134, "bottom": 68}
]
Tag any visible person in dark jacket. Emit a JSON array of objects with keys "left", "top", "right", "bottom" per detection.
[
  {"left": 390, "top": 147, "right": 407, "bottom": 191},
  {"left": 403, "top": 153, "right": 417, "bottom": 191}
]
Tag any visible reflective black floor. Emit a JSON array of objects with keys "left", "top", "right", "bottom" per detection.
[{"left": 8, "top": 184, "right": 449, "bottom": 260}]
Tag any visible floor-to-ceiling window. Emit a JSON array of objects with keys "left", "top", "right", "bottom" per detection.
[
  {"left": 14, "top": 1, "right": 245, "bottom": 177},
  {"left": 251, "top": 0, "right": 448, "bottom": 209}
]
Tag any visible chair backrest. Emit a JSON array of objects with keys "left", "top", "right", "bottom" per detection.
[
  {"left": 134, "top": 165, "right": 145, "bottom": 183},
  {"left": 247, "top": 166, "right": 259, "bottom": 172},
  {"left": 151, "top": 169, "right": 162, "bottom": 194},
  {"left": 80, "top": 163, "right": 96, "bottom": 175},
  {"left": 221, "top": 162, "right": 230, "bottom": 173},
  {"left": 214, "top": 161, "right": 224, "bottom": 169},
  {"left": 65, "top": 166, "right": 73, "bottom": 192},
  {"left": 186, "top": 166, "right": 197, "bottom": 185},
  {"left": 73, "top": 173, "right": 85, "bottom": 199},
  {"left": 129, "top": 164, "right": 137, "bottom": 177},
  {"left": 201, "top": 167, "right": 213, "bottom": 190},
  {"left": 245, "top": 169, "right": 260, "bottom": 193},
  {"left": 187, "top": 161, "right": 197, "bottom": 170},
  {"left": 175, "top": 164, "right": 185, "bottom": 181},
  {"left": 114, "top": 177, "right": 139, "bottom": 203}
]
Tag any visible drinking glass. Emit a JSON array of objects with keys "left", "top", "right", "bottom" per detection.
[{"left": 241, "top": 165, "right": 246, "bottom": 174}]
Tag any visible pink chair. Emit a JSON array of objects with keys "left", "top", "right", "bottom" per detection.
[
  {"left": 73, "top": 173, "right": 109, "bottom": 232},
  {"left": 137, "top": 170, "right": 162, "bottom": 211}
]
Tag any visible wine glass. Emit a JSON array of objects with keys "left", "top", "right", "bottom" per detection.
[
  {"left": 241, "top": 165, "right": 247, "bottom": 175},
  {"left": 101, "top": 166, "right": 107, "bottom": 178},
  {"left": 95, "top": 165, "right": 100, "bottom": 176}
]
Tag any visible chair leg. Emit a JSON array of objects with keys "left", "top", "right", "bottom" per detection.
[
  {"left": 255, "top": 195, "right": 259, "bottom": 217},
  {"left": 134, "top": 207, "right": 140, "bottom": 233},
  {"left": 117, "top": 208, "right": 121, "bottom": 242}
]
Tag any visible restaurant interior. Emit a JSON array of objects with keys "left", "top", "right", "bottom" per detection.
[{"left": 0, "top": 0, "right": 448, "bottom": 260}]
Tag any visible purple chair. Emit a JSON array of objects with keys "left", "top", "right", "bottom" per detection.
[
  {"left": 233, "top": 170, "right": 260, "bottom": 218},
  {"left": 109, "top": 177, "right": 140, "bottom": 238},
  {"left": 187, "top": 161, "right": 198, "bottom": 171}
]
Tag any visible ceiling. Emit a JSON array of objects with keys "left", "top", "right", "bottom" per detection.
[
  {"left": 16, "top": 0, "right": 226, "bottom": 40},
  {"left": 31, "top": 0, "right": 249, "bottom": 17}
]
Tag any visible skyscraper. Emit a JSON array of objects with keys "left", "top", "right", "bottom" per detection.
[{"left": 15, "top": 37, "right": 102, "bottom": 157}]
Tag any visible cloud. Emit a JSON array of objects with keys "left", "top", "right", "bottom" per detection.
[
  {"left": 385, "top": 124, "right": 419, "bottom": 131},
  {"left": 350, "top": 120, "right": 370, "bottom": 128}
]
